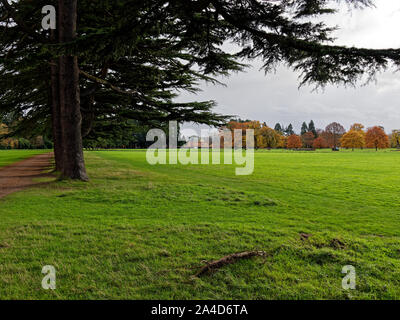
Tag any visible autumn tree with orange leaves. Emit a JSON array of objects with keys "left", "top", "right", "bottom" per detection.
[
  {"left": 350, "top": 123, "right": 365, "bottom": 132},
  {"left": 0, "top": 123, "right": 18, "bottom": 149},
  {"left": 287, "top": 134, "right": 302, "bottom": 149},
  {"left": 223, "top": 120, "right": 261, "bottom": 148},
  {"left": 277, "top": 135, "right": 287, "bottom": 149},
  {"left": 341, "top": 130, "right": 365, "bottom": 151},
  {"left": 365, "top": 126, "right": 390, "bottom": 151},
  {"left": 391, "top": 130, "right": 400, "bottom": 149},
  {"left": 313, "top": 136, "right": 328, "bottom": 149},
  {"left": 257, "top": 126, "right": 280, "bottom": 149}
]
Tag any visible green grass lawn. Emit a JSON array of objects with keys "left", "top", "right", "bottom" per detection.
[
  {"left": 0, "top": 149, "right": 400, "bottom": 299},
  {"left": 0, "top": 150, "right": 49, "bottom": 168}
]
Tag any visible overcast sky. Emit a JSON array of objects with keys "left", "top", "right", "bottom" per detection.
[{"left": 179, "top": 1, "right": 400, "bottom": 135}]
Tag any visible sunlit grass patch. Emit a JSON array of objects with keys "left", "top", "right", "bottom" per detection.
[{"left": 0, "top": 150, "right": 49, "bottom": 168}]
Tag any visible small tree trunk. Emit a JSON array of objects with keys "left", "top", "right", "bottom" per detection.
[{"left": 58, "top": 0, "right": 88, "bottom": 181}]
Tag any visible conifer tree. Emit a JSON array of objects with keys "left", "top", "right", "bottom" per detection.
[
  {"left": 308, "top": 120, "right": 317, "bottom": 138},
  {"left": 274, "top": 123, "right": 283, "bottom": 133},
  {"left": 285, "top": 124, "right": 295, "bottom": 136},
  {"left": 301, "top": 122, "right": 309, "bottom": 136}
]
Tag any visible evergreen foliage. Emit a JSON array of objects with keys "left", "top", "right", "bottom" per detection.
[
  {"left": 308, "top": 120, "right": 317, "bottom": 137},
  {"left": 301, "top": 122, "right": 309, "bottom": 135},
  {"left": 285, "top": 124, "right": 295, "bottom": 136},
  {"left": 274, "top": 123, "right": 283, "bottom": 133}
]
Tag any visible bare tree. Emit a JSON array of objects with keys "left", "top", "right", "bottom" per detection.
[{"left": 325, "top": 122, "right": 346, "bottom": 148}]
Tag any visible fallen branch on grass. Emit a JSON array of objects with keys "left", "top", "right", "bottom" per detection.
[{"left": 195, "top": 251, "right": 267, "bottom": 277}]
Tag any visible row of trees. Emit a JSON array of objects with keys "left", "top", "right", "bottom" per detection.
[
  {"left": 0, "top": 123, "right": 53, "bottom": 149},
  {"left": 224, "top": 120, "right": 396, "bottom": 150},
  {"left": 0, "top": 118, "right": 180, "bottom": 150},
  {"left": 3, "top": 115, "right": 397, "bottom": 151}
]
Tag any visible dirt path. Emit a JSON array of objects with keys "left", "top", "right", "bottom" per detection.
[{"left": 0, "top": 153, "right": 54, "bottom": 199}]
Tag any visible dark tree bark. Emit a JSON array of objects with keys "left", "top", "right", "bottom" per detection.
[
  {"left": 58, "top": 0, "right": 88, "bottom": 181},
  {"left": 50, "top": 29, "right": 64, "bottom": 172},
  {"left": 81, "top": 95, "right": 95, "bottom": 138},
  {"left": 51, "top": 62, "right": 64, "bottom": 172}
]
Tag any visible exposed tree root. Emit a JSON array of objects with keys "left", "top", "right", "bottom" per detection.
[
  {"left": 300, "top": 233, "right": 312, "bottom": 240},
  {"left": 195, "top": 251, "right": 267, "bottom": 277}
]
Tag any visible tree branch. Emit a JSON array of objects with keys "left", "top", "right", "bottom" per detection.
[
  {"left": 211, "top": 0, "right": 400, "bottom": 62},
  {"left": 0, "top": 11, "right": 9, "bottom": 22},
  {"left": 1, "top": 0, "right": 47, "bottom": 42},
  {"left": 79, "top": 69, "right": 139, "bottom": 96}
]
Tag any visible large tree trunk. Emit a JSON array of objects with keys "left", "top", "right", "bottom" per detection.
[
  {"left": 51, "top": 61, "right": 64, "bottom": 172},
  {"left": 50, "top": 29, "right": 64, "bottom": 172},
  {"left": 58, "top": 0, "right": 88, "bottom": 181}
]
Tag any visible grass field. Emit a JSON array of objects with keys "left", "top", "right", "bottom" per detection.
[
  {"left": 0, "top": 149, "right": 400, "bottom": 299},
  {"left": 0, "top": 150, "right": 49, "bottom": 168}
]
